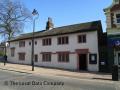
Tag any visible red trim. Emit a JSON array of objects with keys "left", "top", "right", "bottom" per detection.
[
  {"left": 76, "top": 49, "right": 88, "bottom": 71},
  {"left": 77, "top": 54, "right": 79, "bottom": 70},
  {"left": 18, "top": 52, "right": 26, "bottom": 54},
  {"left": 39, "top": 50, "right": 89, "bottom": 54},
  {"left": 75, "top": 49, "right": 89, "bottom": 54},
  {"left": 56, "top": 51, "right": 70, "bottom": 54},
  {"left": 40, "top": 52, "right": 52, "bottom": 54}
]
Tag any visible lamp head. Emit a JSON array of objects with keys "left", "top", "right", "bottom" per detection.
[{"left": 32, "top": 9, "right": 38, "bottom": 15}]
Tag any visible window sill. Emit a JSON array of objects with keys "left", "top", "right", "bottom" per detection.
[
  {"left": 57, "top": 44, "right": 69, "bottom": 45},
  {"left": 42, "top": 45, "right": 51, "bottom": 46},
  {"left": 78, "top": 42, "right": 86, "bottom": 44},
  {"left": 58, "top": 61, "right": 69, "bottom": 63}
]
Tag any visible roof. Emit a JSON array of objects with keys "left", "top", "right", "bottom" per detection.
[
  {"left": 104, "top": 2, "right": 120, "bottom": 12},
  {"left": 110, "top": 4, "right": 120, "bottom": 11},
  {"left": 9, "top": 20, "right": 102, "bottom": 42}
]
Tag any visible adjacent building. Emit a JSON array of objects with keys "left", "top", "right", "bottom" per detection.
[
  {"left": 7, "top": 20, "right": 105, "bottom": 72},
  {"left": 104, "top": 0, "right": 120, "bottom": 72}
]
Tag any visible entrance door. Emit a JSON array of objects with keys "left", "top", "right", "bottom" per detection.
[
  {"left": 118, "top": 53, "right": 120, "bottom": 65},
  {"left": 78, "top": 54, "right": 87, "bottom": 70}
]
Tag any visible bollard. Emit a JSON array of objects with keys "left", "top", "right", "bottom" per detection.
[{"left": 112, "top": 65, "right": 118, "bottom": 81}]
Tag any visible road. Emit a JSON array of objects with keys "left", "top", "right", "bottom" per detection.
[{"left": 0, "top": 69, "right": 119, "bottom": 90}]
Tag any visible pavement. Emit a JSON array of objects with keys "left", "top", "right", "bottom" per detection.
[
  {"left": 0, "top": 62, "right": 112, "bottom": 81},
  {"left": 0, "top": 69, "right": 118, "bottom": 90}
]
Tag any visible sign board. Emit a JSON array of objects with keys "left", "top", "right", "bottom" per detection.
[
  {"left": 108, "top": 38, "right": 120, "bottom": 47},
  {"left": 115, "top": 40, "right": 120, "bottom": 46}
]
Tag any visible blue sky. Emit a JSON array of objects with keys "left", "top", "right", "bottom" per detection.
[
  {"left": 20, "top": 0, "right": 112, "bottom": 33},
  {"left": 1, "top": 0, "right": 113, "bottom": 42}
]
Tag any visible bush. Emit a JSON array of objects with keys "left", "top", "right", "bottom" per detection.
[{"left": 0, "top": 51, "right": 4, "bottom": 56}]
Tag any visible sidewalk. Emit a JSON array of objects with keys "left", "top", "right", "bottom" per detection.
[{"left": 0, "top": 62, "right": 112, "bottom": 81}]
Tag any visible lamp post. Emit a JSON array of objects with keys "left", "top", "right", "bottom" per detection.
[{"left": 31, "top": 9, "right": 39, "bottom": 71}]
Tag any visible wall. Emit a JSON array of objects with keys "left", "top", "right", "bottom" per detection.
[{"left": 7, "top": 31, "right": 99, "bottom": 71}]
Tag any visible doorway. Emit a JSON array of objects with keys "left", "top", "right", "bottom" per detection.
[{"left": 78, "top": 54, "right": 87, "bottom": 70}]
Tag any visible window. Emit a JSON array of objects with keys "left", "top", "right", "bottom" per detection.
[
  {"left": 11, "top": 48, "right": 15, "bottom": 57},
  {"left": 116, "top": 14, "right": 120, "bottom": 24},
  {"left": 29, "top": 42, "right": 31, "bottom": 45},
  {"left": 58, "top": 53, "right": 69, "bottom": 62},
  {"left": 42, "top": 53, "right": 51, "bottom": 62},
  {"left": 78, "top": 35, "right": 86, "bottom": 43},
  {"left": 19, "top": 41, "right": 25, "bottom": 47},
  {"left": 18, "top": 53, "right": 25, "bottom": 61},
  {"left": 58, "top": 36, "right": 69, "bottom": 45},
  {"left": 34, "top": 54, "right": 38, "bottom": 62},
  {"left": 35, "top": 41, "right": 37, "bottom": 45},
  {"left": 115, "top": 0, "right": 119, "bottom": 2},
  {"left": 114, "top": 0, "right": 119, "bottom": 4},
  {"left": 42, "top": 38, "right": 51, "bottom": 46}
]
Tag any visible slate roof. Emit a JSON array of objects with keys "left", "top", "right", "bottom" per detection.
[{"left": 9, "top": 20, "right": 102, "bottom": 42}]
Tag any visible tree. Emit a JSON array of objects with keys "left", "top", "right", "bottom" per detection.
[{"left": 0, "top": 0, "right": 32, "bottom": 40}]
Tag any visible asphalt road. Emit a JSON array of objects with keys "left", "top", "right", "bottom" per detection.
[{"left": 0, "top": 69, "right": 119, "bottom": 90}]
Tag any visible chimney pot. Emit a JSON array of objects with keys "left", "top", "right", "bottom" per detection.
[{"left": 46, "top": 17, "right": 54, "bottom": 30}]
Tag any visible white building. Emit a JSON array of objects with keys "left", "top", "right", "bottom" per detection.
[{"left": 7, "top": 20, "right": 104, "bottom": 72}]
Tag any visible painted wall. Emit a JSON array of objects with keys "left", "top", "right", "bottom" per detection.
[
  {"left": 105, "top": 9, "right": 120, "bottom": 34},
  {"left": 7, "top": 31, "right": 99, "bottom": 71}
]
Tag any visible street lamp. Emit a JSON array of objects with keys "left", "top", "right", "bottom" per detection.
[{"left": 31, "top": 9, "right": 39, "bottom": 71}]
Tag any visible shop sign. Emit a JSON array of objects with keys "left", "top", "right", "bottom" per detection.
[
  {"left": 115, "top": 40, "right": 120, "bottom": 46},
  {"left": 108, "top": 38, "right": 120, "bottom": 47}
]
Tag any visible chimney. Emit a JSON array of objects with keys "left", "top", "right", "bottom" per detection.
[{"left": 46, "top": 17, "right": 54, "bottom": 30}]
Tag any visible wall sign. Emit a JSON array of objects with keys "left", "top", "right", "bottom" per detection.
[
  {"left": 89, "top": 54, "right": 97, "bottom": 64},
  {"left": 115, "top": 40, "right": 120, "bottom": 46},
  {"left": 108, "top": 38, "right": 120, "bottom": 47}
]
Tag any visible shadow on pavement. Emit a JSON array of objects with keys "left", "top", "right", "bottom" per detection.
[{"left": 92, "top": 78, "right": 112, "bottom": 81}]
